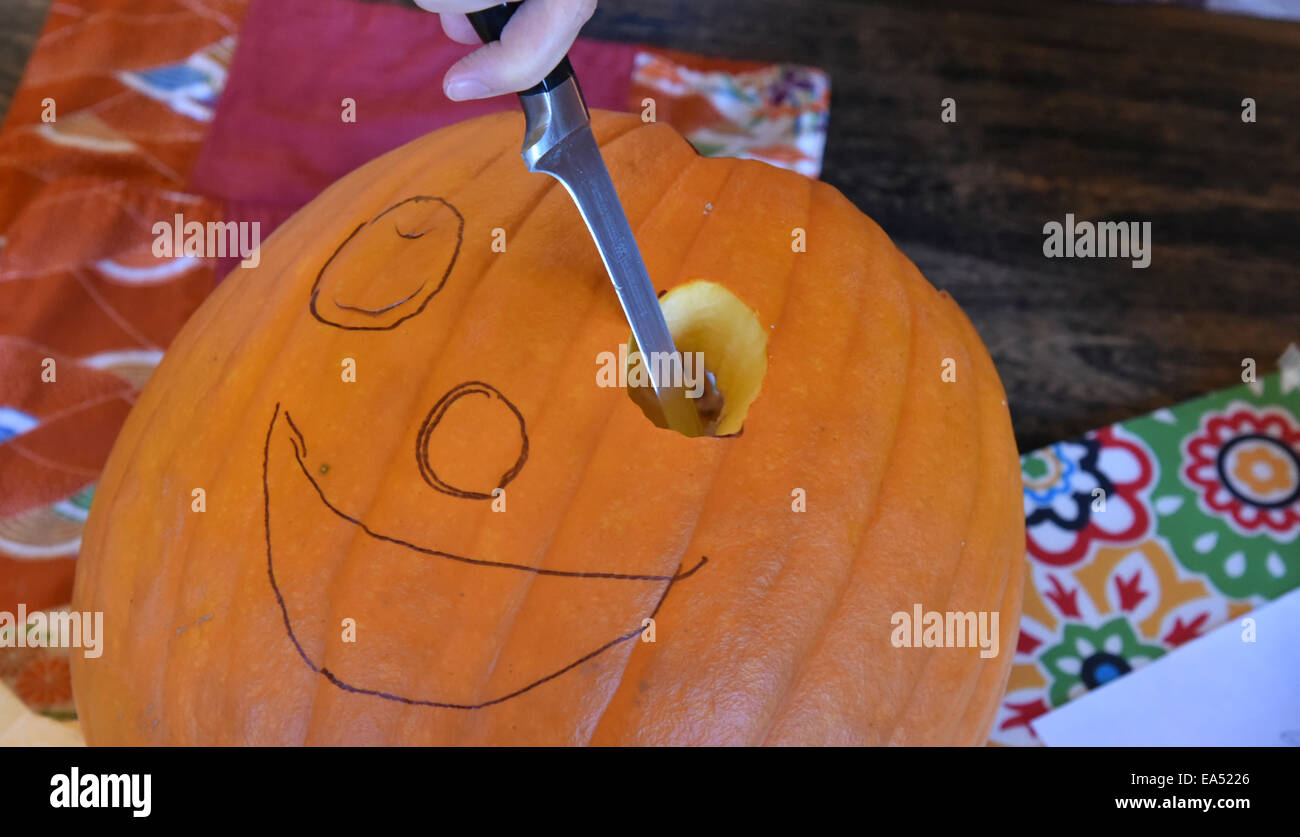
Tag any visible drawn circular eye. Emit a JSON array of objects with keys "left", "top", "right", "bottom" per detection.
[
  {"left": 416, "top": 381, "right": 528, "bottom": 500},
  {"left": 310, "top": 195, "right": 463, "bottom": 331}
]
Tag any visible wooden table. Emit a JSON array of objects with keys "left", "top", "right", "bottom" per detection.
[{"left": 3, "top": 0, "right": 1297, "bottom": 451}]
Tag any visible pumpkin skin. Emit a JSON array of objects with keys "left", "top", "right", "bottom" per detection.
[{"left": 70, "top": 110, "right": 1024, "bottom": 745}]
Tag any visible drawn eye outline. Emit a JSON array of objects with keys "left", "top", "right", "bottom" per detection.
[
  {"left": 264, "top": 403, "right": 708, "bottom": 710},
  {"left": 308, "top": 195, "right": 464, "bottom": 331},
  {"left": 416, "top": 381, "right": 530, "bottom": 501},
  {"left": 284, "top": 196, "right": 712, "bottom": 709}
]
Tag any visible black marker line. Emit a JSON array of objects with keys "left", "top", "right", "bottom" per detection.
[
  {"left": 309, "top": 196, "right": 464, "bottom": 331},
  {"left": 415, "top": 381, "right": 529, "bottom": 500},
  {"left": 284, "top": 410, "right": 307, "bottom": 457},
  {"left": 287, "top": 407, "right": 684, "bottom": 581},
  {"left": 264, "top": 403, "right": 321, "bottom": 675},
  {"left": 264, "top": 405, "right": 708, "bottom": 709},
  {"left": 333, "top": 283, "right": 424, "bottom": 315}
]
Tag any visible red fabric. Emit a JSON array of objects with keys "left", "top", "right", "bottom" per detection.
[{"left": 191, "top": 0, "right": 638, "bottom": 273}]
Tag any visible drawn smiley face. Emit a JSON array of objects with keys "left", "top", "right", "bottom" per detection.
[{"left": 263, "top": 195, "right": 706, "bottom": 710}]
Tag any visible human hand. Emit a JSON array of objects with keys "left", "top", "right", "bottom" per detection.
[{"left": 413, "top": 0, "right": 597, "bottom": 101}]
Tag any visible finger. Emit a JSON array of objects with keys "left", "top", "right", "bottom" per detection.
[
  {"left": 443, "top": 0, "right": 596, "bottom": 100},
  {"left": 411, "top": 1, "right": 510, "bottom": 13},
  {"left": 439, "top": 13, "right": 481, "bottom": 45}
]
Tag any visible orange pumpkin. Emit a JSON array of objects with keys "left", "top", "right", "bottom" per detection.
[{"left": 70, "top": 110, "right": 1024, "bottom": 745}]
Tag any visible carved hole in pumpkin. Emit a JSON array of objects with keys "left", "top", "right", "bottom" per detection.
[{"left": 626, "top": 280, "right": 767, "bottom": 438}]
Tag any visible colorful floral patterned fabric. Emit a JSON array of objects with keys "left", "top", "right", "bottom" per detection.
[
  {"left": 629, "top": 49, "right": 829, "bottom": 178},
  {"left": 993, "top": 369, "right": 1299, "bottom": 745}
]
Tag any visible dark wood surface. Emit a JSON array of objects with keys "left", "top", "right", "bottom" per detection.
[
  {"left": 0, "top": 0, "right": 49, "bottom": 117},
  {"left": 3, "top": 0, "right": 1297, "bottom": 451}
]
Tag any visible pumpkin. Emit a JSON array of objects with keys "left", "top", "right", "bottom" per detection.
[{"left": 70, "top": 110, "right": 1024, "bottom": 745}]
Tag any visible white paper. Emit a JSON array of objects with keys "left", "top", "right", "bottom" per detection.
[{"left": 1031, "top": 586, "right": 1300, "bottom": 746}]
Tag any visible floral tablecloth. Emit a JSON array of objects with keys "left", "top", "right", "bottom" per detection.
[{"left": 992, "top": 366, "right": 1299, "bottom": 744}]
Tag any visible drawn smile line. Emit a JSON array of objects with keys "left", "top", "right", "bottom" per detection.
[
  {"left": 263, "top": 403, "right": 707, "bottom": 710},
  {"left": 282, "top": 406, "right": 704, "bottom": 582}
]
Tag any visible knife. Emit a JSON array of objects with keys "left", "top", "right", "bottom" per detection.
[{"left": 465, "top": 2, "right": 706, "bottom": 437}]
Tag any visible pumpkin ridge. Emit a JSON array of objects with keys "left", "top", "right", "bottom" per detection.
[
  {"left": 455, "top": 132, "right": 730, "bottom": 743},
  {"left": 299, "top": 137, "right": 554, "bottom": 742},
  {"left": 138, "top": 141, "right": 494, "bottom": 742},
  {"left": 456, "top": 114, "right": 649, "bottom": 314},
  {"left": 439, "top": 361, "right": 627, "bottom": 736},
  {"left": 948, "top": 485, "right": 1017, "bottom": 744},
  {"left": 959, "top": 505, "right": 1024, "bottom": 742},
  {"left": 218, "top": 188, "right": 470, "bottom": 741},
  {"left": 755, "top": 248, "right": 917, "bottom": 744},
  {"left": 225, "top": 157, "right": 480, "bottom": 740},
  {"left": 590, "top": 159, "right": 815, "bottom": 745},
  {"left": 943, "top": 289, "right": 1024, "bottom": 744},
  {"left": 944, "top": 347, "right": 1017, "bottom": 745},
  {"left": 386, "top": 120, "right": 680, "bottom": 741},
  {"left": 638, "top": 158, "right": 741, "bottom": 297},
  {"left": 711, "top": 178, "right": 883, "bottom": 745},
  {"left": 866, "top": 291, "right": 976, "bottom": 744},
  {"left": 761, "top": 247, "right": 964, "bottom": 745},
  {"left": 143, "top": 293, "right": 260, "bottom": 744},
  {"left": 943, "top": 296, "right": 1024, "bottom": 744},
  {"left": 118, "top": 135, "right": 509, "bottom": 743},
  {"left": 880, "top": 270, "right": 1021, "bottom": 744},
  {"left": 937, "top": 434, "right": 1018, "bottom": 745},
  {"left": 881, "top": 289, "right": 989, "bottom": 744},
  {"left": 581, "top": 165, "right": 780, "bottom": 744},
  {"left": 85, "top": 232, "right": 304, "bottom": 742},
  {"left": 754, "top": 199, "right": 916, "bottom": 744}
]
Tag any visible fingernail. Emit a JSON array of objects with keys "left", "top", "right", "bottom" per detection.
[{"left": 445, "top": 78, "right": 492, "bottom": 101}]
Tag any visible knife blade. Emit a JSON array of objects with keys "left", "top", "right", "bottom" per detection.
[{"left": 466, "top": 2, "right": 705, "bottom": 436}]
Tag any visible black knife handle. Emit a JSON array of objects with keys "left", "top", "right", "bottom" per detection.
[{"left": 466, "top": 2, "right": 576, "bottom": 96}]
